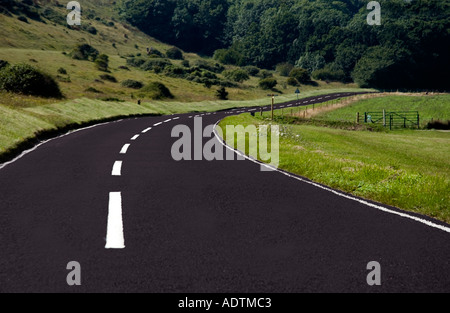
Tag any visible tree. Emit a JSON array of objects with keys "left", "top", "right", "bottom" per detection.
[{"left": 216, "top": 87, "right": 228, "bottom": 100}]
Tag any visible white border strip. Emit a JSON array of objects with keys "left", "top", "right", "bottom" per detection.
[{"left": 213, "top": 121, "right": 450, "bottom": 235}]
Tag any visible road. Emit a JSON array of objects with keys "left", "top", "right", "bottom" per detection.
[{"left": 0, "top": 92, "right": 449, "bottom": 293}]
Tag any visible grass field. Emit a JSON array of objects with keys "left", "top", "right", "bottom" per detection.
[
  {"left": 219, "top": 107, "right": 450, "bottom": 223},
  {"left": 314, "top": 94, "right": 450, "bottom": 127}
]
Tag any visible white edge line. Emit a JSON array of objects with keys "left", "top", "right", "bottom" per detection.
[
  {"left": 0, "top": 120, "right": 122, "bottom": 171},
  {"left": 212, "top": 121, "right": 450, "bottom": 235},
  {"left": 105, "top": 192, "right": 125, "bottom": 249}
]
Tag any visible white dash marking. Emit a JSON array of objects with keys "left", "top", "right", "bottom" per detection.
[
  {"left": 153, "top": 122, "right": 162, "bottom": 126},
  {"left": 142, "top": 127, "right": 152, "bottom": 133},
  {"left": 112, "top": 161, "right": 123, "bottom": 176},
  {"left": 120, "top": 144, "right": 130, "bottom": 154},
  {"left": 131, "top": 135, "right": 139, "bottom": 140},
  {"left": 105, "top": 192, "right": 125, "bottom": 249},
  {"left": 164, "top": 119, "right": 172, "bottom": 123},
  {"left": 173, "top": 117, "right": 180, "bottom": 120}
]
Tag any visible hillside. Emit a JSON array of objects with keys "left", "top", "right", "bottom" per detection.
[{"left": 0, "top": 0, "right": 363, "bottom": 108}]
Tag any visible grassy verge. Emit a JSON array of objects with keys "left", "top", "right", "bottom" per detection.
[
  {"left": 0, "top": 88, "right": 373, "bottom": 163},
  {"left": 219, "top": 113, "right": 450, "bottom": 223}
]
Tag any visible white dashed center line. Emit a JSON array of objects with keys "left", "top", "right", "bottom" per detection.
[
  {"left": 131, "top": 135, "right": 139, "bottom": 141},
  {"left": 142, "top": 127, "right": 152, "bottom": 133},
  {"left": 105, "top": 192, "right": 125, "bottom": 249},
  {"left": 112, "top": 161, "right": 123, "bottom": 176},
  {"left": 153, "top": 122, "right": 162, "bottom": 126},
  {"left": 120, "top": 144, "right": 130, "bottom": 154}
]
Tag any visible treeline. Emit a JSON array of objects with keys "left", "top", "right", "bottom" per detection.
[{"left": 119, "top": 0, "right": 448, "bottom": 89}]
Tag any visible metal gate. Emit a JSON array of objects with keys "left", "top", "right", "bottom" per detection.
[{"left": 364, "top": 111, "right": 420, "bottom": 130}]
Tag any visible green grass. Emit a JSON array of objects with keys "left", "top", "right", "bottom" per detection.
[
  {"left": 315, "top": 94, "right": 450, "bottom": 126},
  {"left": 219, "top": 113, "right": 450, "bottom": 223}
]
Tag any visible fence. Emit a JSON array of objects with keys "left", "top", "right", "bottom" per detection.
[{"left": 364, "top": 111, "right": 420, "bottom": 130}]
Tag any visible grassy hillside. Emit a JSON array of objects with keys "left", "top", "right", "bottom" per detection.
[{"left": 0, "top": 1, "right": 362, "bottom": 105}]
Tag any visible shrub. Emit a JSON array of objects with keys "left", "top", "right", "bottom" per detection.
[
  {"left": 259, "top": 78, "right": 278, "bottom": 90},
  {"left": 0, "top": 63, "right": 62, "bottom": 98},
  {"left": 71, "top": 44, "right": 99, "bottom": 61},
  {"left": 276, "top": 63, "right": 294, "bottom": 77},
  {"left": 213, "top": 48, "right": 243, "bottom": 65},
  {"left": 57, "top": 67, "right": 67, "bottom": 75},
  {"left": 166, "top": 47, "right": 183, "bottom": 60},
  {"left": 121, "top": 79, "right": 143, "bottom": 89},
  {"left": 216, "top": 87, "right": 228, "bottom": 100},
  {"left": 259, "top": 70, "right": 273, "bottom": 79},
  {"left": 95, "top": 54, "right": 109, "bottom": 72},
  {"left": 139, "top": 82, "right": 174, "bottom": 100},
  {"left": 193, "top": 60, "right": 224, "bottom": 73},
  {"left": 181, "top": 60, "right": 190, "bottom": 67},
  {"left": 140, "top": 58, "right": 172, "bottom": 71},
  {"left": 0, "top": 60, "right": 9, "bottom": 70},
  {"left": 147, "top": 48, "right": 164, "bottom": 58},
  {"left": 287, "top": 77, "right": 299, "bottom": 86},
  {"left": 99, "top": 74, "right": 117, "bottom": 82},
  {"left": 17, "top": 16, "right": 28, "bottom": 23},
  {"left": 223, "top": 69, "right": 250, "bottom": 83},
  {"left": 164, "top": 65, "right": 187, "bottom": 78},
  {"left": 126, "top": 57, "right": 146, "bottom": 68},
  {"left": 244, "top": 66, "right": 260, "bottom": 76},
  {"left": 85, "top": 87, "right": 102, "bottom": 93},
  {"left": 312, "top": 65, "right": 347, "bottom": 82},
  {"left": 86, "top": 26, "right": 98, "bottom": 35},
  {"left": 289, "top": 68, "right": 310, "bottom": 84}
]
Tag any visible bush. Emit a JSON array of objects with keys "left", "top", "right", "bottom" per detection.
[
  {"left": 85, "top": 87, "right": 102, "bottom": 93},
  {"left": 223, "top": 69, "right": 250, "bottom": 83},
  {"left": 140, "top": 58, "right": 172, "bottom": 71},
  {"left": 17, "top": 16, "right": 28, "bottom": 23},
  {"left": 95, "top": 54, "right": 109, "bottom": 72},
  {"left": 287, "top": 77, "right": 299, "bottom": 86},
  {"left": 71, "top": 44, "right": 99, "bottom": 61},
  {"left": 99, "top": 74, "right": 117, "bottom": 82},
  {"left": 164, "top": 65, "right": 187, "bottom": 78},
  {"left": 166, "top": 47, "right": 183, "bottom": 60},
  {"left": 57, "top": 67, "right": 67, "bottom": 75},
  {"left": 216, "top": 87, "right": 228, "bottom": 100},
  {"left": 289, "top": 68, "right": 310, "bottom": 84},
  {"left": 181, "top": 60, "right": 190, "bottom": 67},
  {"left": 259, "top": 78, "right": 278, "bottom": 90},
  {"left": 86, "top": 26, "right": 98, "bottom": 35},
  {"left": 244, "top": 66, "right": 260, "bottom": 76},
  {"left": 259, "top": 70, "right": 273, "bottom": 79},
  {"left": 147, "top": 48, "right": 164, "bottom": 58},
  {"left": 0, "top": 63, "right": 62, "bottom": 98},
  {"left": 312, "top": 64, "right": 347, "bottom": 82},
  {"left": 193, "top": 60, "right": 224, "bottom": 73},
  {"left": 139, "top": 82, "right": 174, "bottom": 100},
  {"left": 121, "top": 79, "right": 143, "bottom": 89},
  {"left": 0, "top": 60, "right": 9, "bottom": 70},
  {"left": 213, "top": 48, "right": 243, "bottom": 65},
  {"left": 276, "top": 63, "right": 294, "bottom": 77}
]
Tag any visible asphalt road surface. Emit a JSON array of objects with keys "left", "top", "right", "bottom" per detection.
[{"left": 0, "top": 92, "right": 449, "bottom": 293}]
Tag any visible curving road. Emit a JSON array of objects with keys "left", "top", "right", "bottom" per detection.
[{"left": 0, "top": 92, "right": 449, "bottom": 293}]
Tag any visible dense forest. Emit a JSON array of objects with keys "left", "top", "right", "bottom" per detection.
[{"left": 118, "top": 0, "right": 449, "bottom": 90}]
